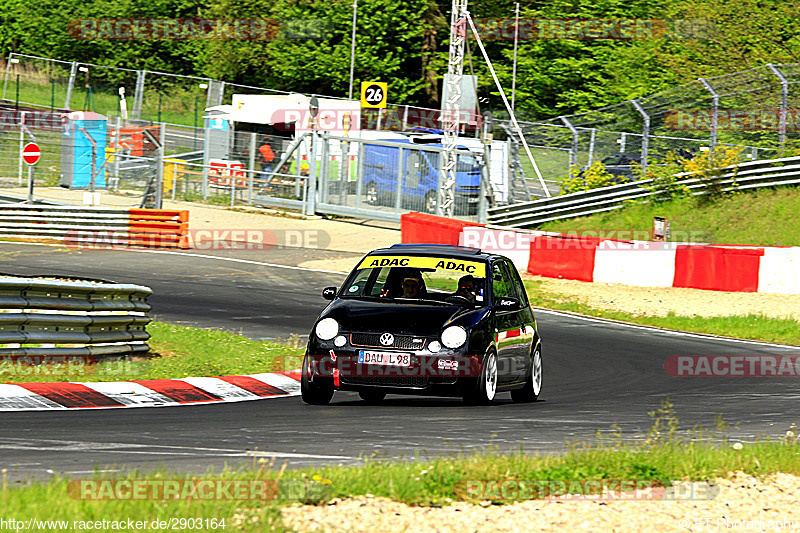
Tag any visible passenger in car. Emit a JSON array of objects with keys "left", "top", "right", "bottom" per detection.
[{"left": 455, "top": 274, "right": 477, "bottom": 303}]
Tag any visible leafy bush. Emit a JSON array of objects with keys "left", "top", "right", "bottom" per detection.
[
  {"left": 558, "top": 162, "right": 616, "bottom": 194},
  {"left": 682, "top": 145, "right": 744, "bottom": 203}
]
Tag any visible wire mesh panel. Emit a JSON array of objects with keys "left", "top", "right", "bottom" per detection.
[
  {"left": 2, "top": 55, "right": 74, "bottom": 111},
  {"left": 138, "top": 71, "right": 213, "bottom": 126}
]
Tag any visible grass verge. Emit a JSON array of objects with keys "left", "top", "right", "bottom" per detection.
[
  {"left": 2, "top": 401, "right": 800, "bottom": 531},
  {"left": 0, "top": 322, "right": 304, "bottom": 383},
  {"left": 537, "top": 187, "right": 800, "bottom": 247},
  {"left": 523, "top": 279, "right": 800, "bottom": 346}
]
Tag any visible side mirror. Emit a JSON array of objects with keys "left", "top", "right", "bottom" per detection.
[
  {"left": 322, "top": 286, "right": 337, "bottom": 300},
  {"left": 495, "top": 297, "right": 521, "bottom": 310}
]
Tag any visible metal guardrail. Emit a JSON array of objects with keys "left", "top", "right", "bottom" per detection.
[
  {"left": 0, "top": 276, "right": 152, "bottom": 357},
  {"left": 0, "top": 204, "right": 190, "bottom": 248},
  {"left": 488, "top": 156, "right": 800, "bottom": 228}
]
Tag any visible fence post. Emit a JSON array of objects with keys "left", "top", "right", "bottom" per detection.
[
  {"left": 559, "top": 117, "right": 579, "bottom": 169},
  {"left": 319, "top": 136, "right": 330, "bottom": 204},
  {"left": 113, "top": 116, "right": 121, "bottom": 191},
  {"left": 306, "top": 128, "right": 318, "bottom": 216},
  {"left": 587, "top": 127, "right": 596, "bottom": 166},
  {"left": 132, "top": 71, "right": 146, "bottom": 120},
  {"left": 64, "top": 62, "right": 78, "bottom": 110},
  {"left": 619, "top": 132, "right": 626, "bottom": 153},
  {"left": 767, "top": 64, "right": 789, "bottom": 148},
  {"left": 156, "top": 122, "right": 165, "bottom": 209},
  {"left": 630, "top": 99, "right": 650, "bottom": 173},
  {"left": 201, "top": 121, "right": 210, "bottom": 200},
  {"left": 355, "top": 141, "right": 364, "bottom": 209},
  {"left": 248, "top": 132, "right": 256, "bottom": 205},
  {"left": 698, "top": 78, "right": 718, "bottom": 151},
  {"left": 1, "top": 53, "right": 13, "bottom": 101},
  {"left": 395, "top": 147, "right": 404, "bottom": 214}
]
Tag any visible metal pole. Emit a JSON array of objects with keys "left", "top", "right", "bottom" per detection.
[
  {"left": 248, "top": 132, "right": 256, "bottom": 204},
  {"left": 1, "top": 54, "right": 12, "bottom": 101},
  {"left": 767, "top": 64, "right": 789, "bottom": 148},
  {"left": 15, "top": 74, "right": 19, "bottom": 111},
  {"left": 630, "top": 99, "right": 649, "bottom": 173},
  {"left": 560, "top": 116, "right": 578, "bottom": 168},
  {"left": 394, "top": 147, "right": 403, "bottom": 213},
  {"left": 698, "top": 78, "right": 718, "bottom": 151},
  {"left": 51, "top": 79, "right": 55, "bottom": 112},
  {"left": 587, "top": 128, "right": 596, "bottom": 166},
  {"left": 466, "top": 14, "right": 550, "bottom": 197},
  {"left": 64, "top": 62, "right": 77, "bottom": 110},
  {"left": 348, "top": 0, "right": 358, "bottom": 100},
  {"left": 511, "top": 2, "right": 520, "bottom": 112},
  {"left": 307, "top": 125, "right": 318, "bottom": 216},
  {"left": 18, "top": 112, "right": 25, "bottom": 186},
  {"left": 355, "top": 141, "right": 364, "bottom": 209},
  {"left": 156, "top": 122, "right": 165, "bottom": 208},
  {"left": 113, "top": 116, "right": 121, "bottom": 191},
  {"left": 27, "top": 165, "right": 34, "bottom": 203}
]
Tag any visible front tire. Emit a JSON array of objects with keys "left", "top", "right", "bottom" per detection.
[
  {"left": 463, "top": 351, "right": 498, "bottom": 405},
  {"left": 511, "top": 345, "right": 542, "bottom": 403},
  {"left": 301, "top": 355, "right": 334, "bottom": 405}
]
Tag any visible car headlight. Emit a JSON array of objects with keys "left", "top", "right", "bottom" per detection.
[
  {"left": 315, "top": 318, "right": 339, "bottom": 341},
  {"left": 441, "top": 325, "right": 467, "bottom": 349}
]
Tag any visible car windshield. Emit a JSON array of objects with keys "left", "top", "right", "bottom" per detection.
[{"left": 341, "top": 254, "right": 487, "bottom": 307}]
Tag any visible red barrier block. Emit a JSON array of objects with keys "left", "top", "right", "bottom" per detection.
[
  {"left": 527, "top": 235, "right": 604, "bottom": 282},
  {"left": 674, "top": 245, "right": 764, "bottom": 292},
  {"left": 400, "top": 212, "right": 484, "bottom": 246}
]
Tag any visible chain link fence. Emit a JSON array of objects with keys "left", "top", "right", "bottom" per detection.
[{"left": 1, "top": 52, "right": 798, "bottom": 212}]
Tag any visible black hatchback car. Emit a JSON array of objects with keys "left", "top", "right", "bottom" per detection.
[{"left": 302, "top": 244, "right": 542, "bottom": 405}]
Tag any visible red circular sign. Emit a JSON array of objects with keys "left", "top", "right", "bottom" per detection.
[{"left": 22, "top": 142, "right": 40, "bottom": 166}]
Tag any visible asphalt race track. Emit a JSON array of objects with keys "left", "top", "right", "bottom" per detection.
[{"left": 1, "top": 242, "right": 799, "bottom": 482}]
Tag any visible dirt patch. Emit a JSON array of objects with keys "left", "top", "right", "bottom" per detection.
[{"left": 281, "top": 471, "right": 800, "bottom": 532}]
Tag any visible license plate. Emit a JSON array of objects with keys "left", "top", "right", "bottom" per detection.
[{"left": 358, "top": 350, "right": 411, "bottom": 366}]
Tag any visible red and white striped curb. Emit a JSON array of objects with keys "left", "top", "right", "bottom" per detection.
[{"left": 0, "top": 371, "right": 301, "bottom": 411}]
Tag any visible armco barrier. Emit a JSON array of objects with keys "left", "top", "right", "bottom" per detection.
[
  {"left": 0, "top": 276, "right": 152, "bottom": 357},
  {"left": 0, "top": 205, "right": 190, "bottom": 249},
  {"left": 401, "top": 212, "right": 484, "bottom": 246},
  {"left": 406, "top": 220, "right": 800, "bottom": 294}
]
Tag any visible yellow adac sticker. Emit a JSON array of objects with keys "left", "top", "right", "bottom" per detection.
[{"left": 357, "top": 256, "right": 486, "bottom": 276}]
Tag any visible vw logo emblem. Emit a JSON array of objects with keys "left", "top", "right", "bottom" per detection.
[{"left": 380, "top": 333, "right": 394, "bottom": 346}]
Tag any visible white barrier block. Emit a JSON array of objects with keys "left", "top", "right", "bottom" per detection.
[
  {"left": 758, "top": 247, "right": 800, "bottom": 294},
  {"left": 593, "top": 241, "right": 677, "bottom": 287},
  {"left": 459, "top": 227, "right": 544, "bottom": 271}
]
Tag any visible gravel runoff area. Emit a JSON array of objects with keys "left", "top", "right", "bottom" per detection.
[{"left": 280, "top": 472, "right": 800, "bottom": 532}]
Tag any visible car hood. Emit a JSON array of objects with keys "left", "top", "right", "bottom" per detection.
[{"left": 320, "top": 298, "right": 488, "bottom": 336}]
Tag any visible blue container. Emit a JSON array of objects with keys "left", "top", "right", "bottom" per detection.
[{"left": 60, "top": 111, "right": 108, "bottom": 189}]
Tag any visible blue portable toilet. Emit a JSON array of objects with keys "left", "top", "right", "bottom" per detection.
[{"left": 60, "top": 111, "right": 108, "bottom": 189}]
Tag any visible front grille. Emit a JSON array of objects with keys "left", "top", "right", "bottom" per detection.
[
  {"left": 341, "top": 376, "right": 430, "bottom": 388},
  {"left": 350, "top": 333, "right": 425, "bottom": 350}
]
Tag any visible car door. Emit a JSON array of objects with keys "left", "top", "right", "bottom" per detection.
[
  {"left": 505, "top": 259, "right": 536, "bottom": 379},
  {"left": 491, "top": 260, "right": 525, "bottom": 383}
]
